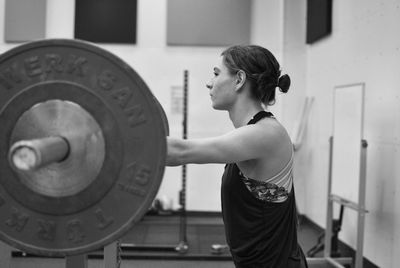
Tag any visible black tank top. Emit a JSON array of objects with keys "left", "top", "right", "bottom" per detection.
[{"left": 221, "top": 111, "right": 306, "bottom": 268}]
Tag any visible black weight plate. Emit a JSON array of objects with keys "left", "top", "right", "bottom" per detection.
[
  {"left": 155, "top": 98, "right": 170, "bottom": 136},
  {"left": 0, "top": 39, "right": 166, "bottom": 256}
]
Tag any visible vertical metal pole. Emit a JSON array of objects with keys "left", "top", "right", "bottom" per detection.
[
  {"left": 355, "top": 140, "right": 368, "bottom": 268},
  {"left": 66, "top": 254, "right": 88, "bottom": 268},
  {"left": 180, "top": 69, "right": 188, "bottom": 242},
  {"left": 104, "top": 241, "right": 119, "bottom": 268},
  {"left": 324, "top": 136, "right": 334, "bottom": 257},
  {"left": 176, "top": 70, "right": 189, "bottom": 253}
]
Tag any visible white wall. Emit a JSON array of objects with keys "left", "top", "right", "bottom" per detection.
[
  {"left": 251, "top": 0, "right": 285, "bottom": 118},
  {"left": 283, "top": 0, "right": 400, "bottom": 267},
  {"left": 0, "top": 0, "right": 284, "bottom": 211},
  {"left": 281, "top": 0, "right": 308, "bottom": 213}
]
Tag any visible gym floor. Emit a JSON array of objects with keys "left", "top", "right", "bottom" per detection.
[{"left": 9, "top": 212, "right": 329, "bottom": 268}]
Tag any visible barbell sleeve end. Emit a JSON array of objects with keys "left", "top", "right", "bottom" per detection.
[{"left": 9, "top": 136, "right": 70, "bottom": 171}]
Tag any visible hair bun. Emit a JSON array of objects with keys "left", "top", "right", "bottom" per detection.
[{"left": 277, "top": 74, "right": 291, "bottom": 93}]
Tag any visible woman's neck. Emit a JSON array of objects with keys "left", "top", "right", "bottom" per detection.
[{"left": 228, "top": 99, "right": 264, "bottom": 128}]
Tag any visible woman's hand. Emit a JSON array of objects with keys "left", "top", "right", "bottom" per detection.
[{"left": 166, "top": 137, "right": 186, "bottom": 166}]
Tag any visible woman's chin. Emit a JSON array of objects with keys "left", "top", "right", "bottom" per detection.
[
  {"left": 211, "top": 103, "right": 221, "bottom": 110},
  {"left": 211, "top": 100, "right": 227, "bottom": 111}
]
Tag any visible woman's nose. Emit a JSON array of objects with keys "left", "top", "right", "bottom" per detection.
[{"left": 206, "top": 81, "right": 212, "bottom": 89}]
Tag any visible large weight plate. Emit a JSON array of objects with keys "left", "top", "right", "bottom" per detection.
[{"left": 0, "top": 39, "right": 166, "bottom": 256}]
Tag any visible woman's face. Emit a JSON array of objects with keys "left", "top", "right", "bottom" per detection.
[{"left": 206, "top": 56, "right": 237, "bottom": 110}]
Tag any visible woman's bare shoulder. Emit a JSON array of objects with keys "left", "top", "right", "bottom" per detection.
[{"left": 254, "top": 117, "right": 292, "bottom": 146}]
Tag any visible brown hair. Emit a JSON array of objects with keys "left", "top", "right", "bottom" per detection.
[{"left": 221, "top": 45, "right": 290, "bottom": 105}]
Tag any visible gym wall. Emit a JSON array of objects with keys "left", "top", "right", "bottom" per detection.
[{"left": 281, "top": 0, "right": 400, "bottom": 267}]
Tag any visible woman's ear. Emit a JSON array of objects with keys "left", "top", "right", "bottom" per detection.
[{"left": 235, "top": 70, "right": 246, "bottom": 91}]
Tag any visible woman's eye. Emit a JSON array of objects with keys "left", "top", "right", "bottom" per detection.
[{"left": 213, "top": 72, "right": 218, "bottom": 76}]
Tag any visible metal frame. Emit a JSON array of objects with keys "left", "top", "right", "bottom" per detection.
[
  {"left": 307, "top": 82, "right": 369, "bottom": 268},
  {"left": 307, "top": 137, "right": 368, "bottom": 268}
]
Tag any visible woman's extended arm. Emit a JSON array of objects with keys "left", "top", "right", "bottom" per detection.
[{"left": 166, "top": 123, "right": 280, "bottom": 166}]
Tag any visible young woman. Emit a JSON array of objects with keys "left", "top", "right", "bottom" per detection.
[{"left": 167, "top": 45, "right": 308, "bottom": 268}]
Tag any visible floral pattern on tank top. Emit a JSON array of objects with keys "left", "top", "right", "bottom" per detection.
[{"left": 240, "top": 172, "right": 290, "bottom": 202}]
